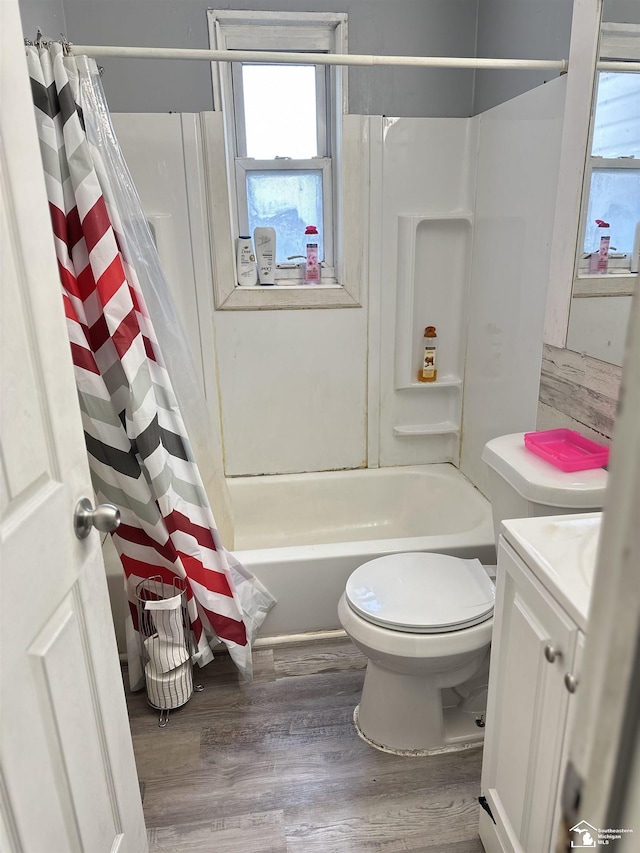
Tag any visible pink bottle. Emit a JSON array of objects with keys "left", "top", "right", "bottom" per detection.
[
  {"left": 304, "top": 225, "right": 320, "bottom": 283},
  {"left": 589, "top": 219, "right": 610, "bottom": 274}
]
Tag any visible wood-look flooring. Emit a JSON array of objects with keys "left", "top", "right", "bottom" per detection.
[{"left": 124, "top": 638, "right": 485, "bottom": 853}]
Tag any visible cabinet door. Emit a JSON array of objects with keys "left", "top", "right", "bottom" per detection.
[{"left": 481, "top": 538, "right": 579, "bottom": 853}]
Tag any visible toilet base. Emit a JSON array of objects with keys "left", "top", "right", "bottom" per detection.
[
  {"left": 353, "top": 705, "right": 484, "bottom": 756},
  {"left": 355, "top": 658, "right": 487, "bottom": 753},
  {"left": 353, "top": 703, "right": 485, "bottom": 756}
]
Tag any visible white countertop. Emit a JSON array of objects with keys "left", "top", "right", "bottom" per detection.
[{"left": 501, "top": 512, "right": 602, "bottom": 632}]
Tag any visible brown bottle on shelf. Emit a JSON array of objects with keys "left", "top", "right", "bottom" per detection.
[{"left": 417, "top": 326, "right": 437, "bottom": 383}]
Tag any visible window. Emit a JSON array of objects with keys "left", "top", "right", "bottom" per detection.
[
  {"left": 577, "top": 25, "right": 640, "bottom": 278},
  {"left": 207, "top": 11, "right": 358, "bottom": 303},
  {"left": 233, "top": 62, "right": 331, "bottom": 272}
]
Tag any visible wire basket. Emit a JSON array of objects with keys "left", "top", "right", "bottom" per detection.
[{"left": 135, "top": 576, "right": 195, "bottom": 724}]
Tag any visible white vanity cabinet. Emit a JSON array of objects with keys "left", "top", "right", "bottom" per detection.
[{"left": 479, "top": 534, "right": 587, "bottom": 853}]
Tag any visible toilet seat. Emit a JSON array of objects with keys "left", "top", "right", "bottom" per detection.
[{"left": 345, "top": 552, "right": 495, "bottom": 634}]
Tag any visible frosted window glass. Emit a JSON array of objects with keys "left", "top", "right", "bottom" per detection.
[
  {"left": 592, "top": 73, "right": 640, "bottom": 158},
  {"left": 242, "top": 65, "right": 317, "bottom": 159},
  {"left": 584, "top": 169, "right": 640, "bottom": 254},
  {"left": 246, "top": 170, "right": 324, "bottom": 264}
]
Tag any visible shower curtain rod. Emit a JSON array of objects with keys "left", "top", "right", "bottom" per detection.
[
  {"left": 68, "top": 45, "right": 569, "bottom": 71},
  {"left": 66, "top": 45, "right": 640, "bottom": 73}
]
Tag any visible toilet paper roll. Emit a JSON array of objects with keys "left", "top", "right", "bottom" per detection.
[
  {"left": 144, "top": 660, "right": 193, "bottom": 710},
  {"left": 144, "top": 634, "right": 190, "bottom": 675},
  {"left": 144, "top": 593, "right": 188, "bottom": 652}
]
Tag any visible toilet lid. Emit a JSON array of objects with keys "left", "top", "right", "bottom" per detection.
[{"left": 345, "top": 553, "right": 495, "bottom": 634}]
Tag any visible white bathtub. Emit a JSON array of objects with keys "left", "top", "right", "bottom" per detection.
[{"left": 227, "top": 464, "right": 496, "bottom": 637}]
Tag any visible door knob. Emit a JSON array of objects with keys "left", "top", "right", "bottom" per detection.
[
  {"left": 564, "top": 673, "right": 578, "bottom": 694},
  {"left": 74, "top": 498, "right": 120, "bottom": 539}
]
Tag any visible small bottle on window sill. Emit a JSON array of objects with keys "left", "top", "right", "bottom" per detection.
[
  {"left": 304, "top": 225, "right": 320, "bottom": 283},
  {"left": 589, "top": 220, "right": 611, "bottom": 275}
]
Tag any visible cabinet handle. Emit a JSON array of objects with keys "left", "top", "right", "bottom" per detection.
[
  {"left": 564, "top": 673, "right": 578, "bottom": 694},
  {"left": 544, "top": 644, "right": 562, "bottom": 663}
]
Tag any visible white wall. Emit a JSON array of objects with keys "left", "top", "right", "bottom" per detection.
[
  {"left": 461, "top": 76, "right": 567, "bottom": 496},
  {"left": 215, "top": 307, "right": 368, "bottom": 476},
  {"left": 567, "top": 296, "right": 632, "bottom": 368}
]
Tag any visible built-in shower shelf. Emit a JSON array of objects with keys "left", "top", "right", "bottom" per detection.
[
  {"left": 414, "top": 212, "right": 473, "bottom": 221},
  {"left": 395, "top": 214, "right": 473, "bottom": 391},
  {"left": 393, "top": 421, "right": 460, "bottom": 437},
  {"left": 397, "top": 376, "right": 463, "bottom": 391}
]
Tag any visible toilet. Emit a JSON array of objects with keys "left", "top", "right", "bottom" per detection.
[{"left": 338, "top": 432, "right": 608, "bottom": 753}]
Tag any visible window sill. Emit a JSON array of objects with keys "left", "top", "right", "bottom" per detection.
[
  {"left": 573, "top": 273, "right": 636, "bottom": 298},
  {"left": 248, "top": 281, "right": 341, "bottom": 289},
  {"left": 220, "top": 282, "right": 361, "bottom": 310}
]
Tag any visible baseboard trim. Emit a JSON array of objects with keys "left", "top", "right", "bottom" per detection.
[
  {"left": 253, "top": 628, "right": 348, "bottom": 649},
  {"left": 120, "top": 628, "right": 349, "bottom": 666}
]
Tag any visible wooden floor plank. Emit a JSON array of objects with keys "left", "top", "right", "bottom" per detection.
[
  {"left": 148, "top": 810, "right": 287, "bottom": 853},
  {"left": 126, "top": 639, "right": 484, "bottom": 852},
  {"left": 272, "top": 639, "right": 367, "bottom": 678},
  {"left": 284, "top": 782, "right": 482, "bottom": 852},
  {"left": 132, "top": 729, "right": 201, "bottom": 782}
]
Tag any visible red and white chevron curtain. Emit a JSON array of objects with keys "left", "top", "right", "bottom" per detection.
[{"left": 27, "top": 42, "right": 275, "bottom": 686}]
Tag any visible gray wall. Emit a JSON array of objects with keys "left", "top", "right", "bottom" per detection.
[
  {"left": 474, "top": 0, "right": 640, "bottom": 115},
  {"left": 59, "top": 0, "right": 479, "bottom": 117},
  {"left": 20, "top": 0, "right": 67, "bottom": 41},
  {"left": 20, "top": 0, "right": 640, "bottom": 119},
  {"left": 473, "top": 0, "right": 573, "bottom": 114},
  {"left": 603, "top": 0, "right": 640, "bottom": 25}
]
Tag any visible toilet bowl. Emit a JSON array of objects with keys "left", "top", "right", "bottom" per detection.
[
  {"left": 339, "top": 432, "right": 608, "bottom": 754},
  {"left": 338, "top": 552, "right": 495, "bottom": 753}
]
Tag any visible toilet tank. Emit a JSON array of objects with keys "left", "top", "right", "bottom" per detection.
[{"left": 482, "top": 433, "right": 608, "bottom": 544}]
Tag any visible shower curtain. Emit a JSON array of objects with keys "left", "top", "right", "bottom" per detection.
[{"left": 26, "top": 41, "right": 275, "bottom": 687}]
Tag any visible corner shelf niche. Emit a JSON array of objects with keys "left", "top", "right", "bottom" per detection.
[{"left": 394, "top": 213, "right": 472, "bottom": 392}]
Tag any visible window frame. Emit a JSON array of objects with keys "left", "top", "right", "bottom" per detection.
[
  {"left": 573, "top": 23, "right": 640, "bottom": 293},
  {"left": 576, "top": 73, "right": 640, "bottom": 277},
  {"left": 206, "top": 10, "right": 362, "bottom": 308}
]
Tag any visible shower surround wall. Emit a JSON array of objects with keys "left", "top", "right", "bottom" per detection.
[
  {"left": 112, "top": 113, "right": 483, "bottom": 477},
  {"left": 370, "top": 117, "right": 478, "bottom": 468},
  {"left": 113, "top": 88, "right": 567, "bottom": 485},
  {"left": 460, "top": 77, "right": 567, "bottom": 496}
]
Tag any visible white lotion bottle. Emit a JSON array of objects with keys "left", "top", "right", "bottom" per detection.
[
  {"left": 254, "top": 227, "right": 276, "bottom": 285},
  {"left": 236, "top": 236, "right": 257, "bottom": 286}
]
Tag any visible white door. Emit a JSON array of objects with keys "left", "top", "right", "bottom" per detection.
[{"left": 0, "top": 2, "right": 147, "bottom": 851}]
